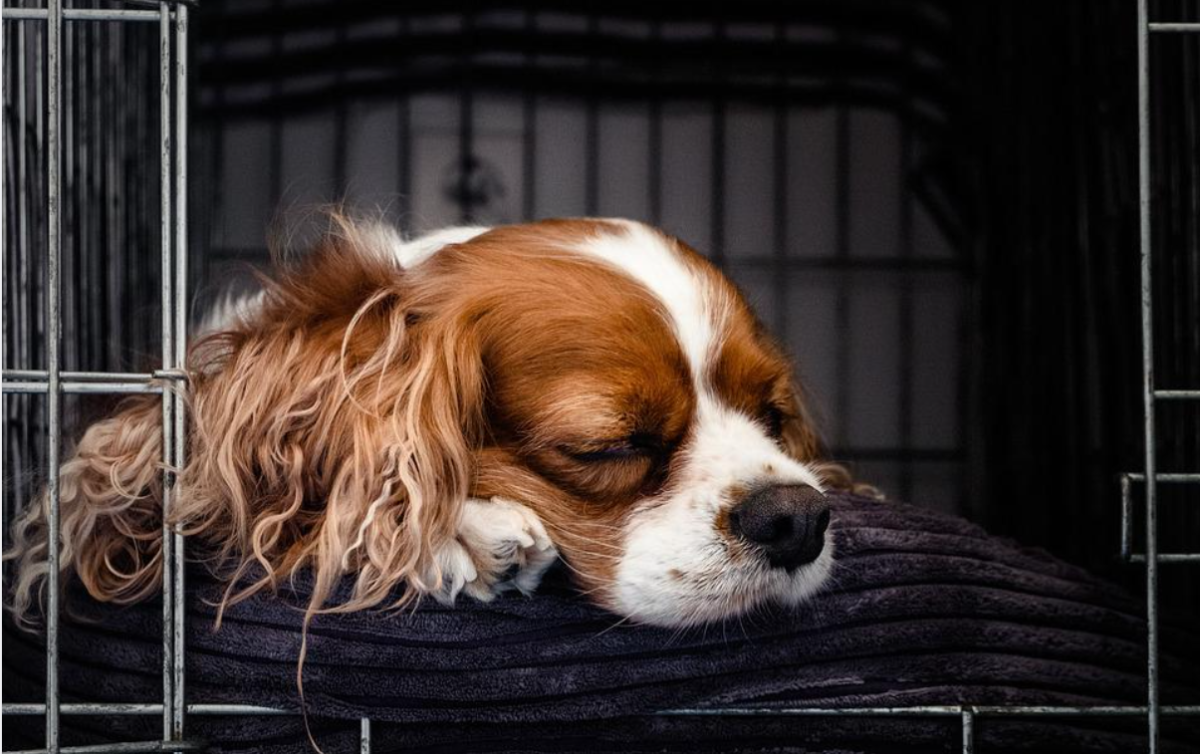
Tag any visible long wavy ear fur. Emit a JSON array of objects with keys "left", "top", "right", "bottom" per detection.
[
  {"left": 5, "top": 213, "right": 487, "bottom": 627},
  {"left": 6, "top": 395, "right": 165, "bottom": 626}
]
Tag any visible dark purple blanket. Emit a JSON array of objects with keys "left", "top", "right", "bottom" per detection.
[{"left": 5, "top": 494, "right": 1199, "bottom": 752}]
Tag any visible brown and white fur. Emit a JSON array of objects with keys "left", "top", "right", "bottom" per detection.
[{"left": 7, "top": 216, "right": 856, "bottom": 631}]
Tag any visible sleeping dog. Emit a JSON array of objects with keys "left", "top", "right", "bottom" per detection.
[{"left": 9, "top": 216, "right": 858, "bottom": 629}]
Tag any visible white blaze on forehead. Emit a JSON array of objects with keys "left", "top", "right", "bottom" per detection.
[{"left": 572, "top": 220, "right": 728, "bottom": 385}]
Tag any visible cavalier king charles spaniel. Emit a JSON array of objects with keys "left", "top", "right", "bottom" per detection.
[{"left": 9, "top": 216, "right": 855, "bottom": 630}]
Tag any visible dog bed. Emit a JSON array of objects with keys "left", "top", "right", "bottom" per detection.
[{"left": 5, "top": 493, "right": 1199, "bottom": 752}]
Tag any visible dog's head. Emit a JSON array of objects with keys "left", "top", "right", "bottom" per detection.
[{"left": 189, "top": 217, "right": 841, "bottom": 627}]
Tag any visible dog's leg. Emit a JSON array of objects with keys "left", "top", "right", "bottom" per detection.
[{"left": 427, "top": 497, "right": 558, "bottom": 604}]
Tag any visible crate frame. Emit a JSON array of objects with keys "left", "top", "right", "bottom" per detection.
[{"left": 1, "top": 1, "right": 1197, "bottom": 753}]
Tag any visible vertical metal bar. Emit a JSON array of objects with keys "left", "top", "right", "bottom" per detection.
[
  {"left": 584, "top": 13, "right": 599, "bottom": 217},
  {"left": 397, "top": 15, "right": 412, "bottom": 229},
  {"left": 173, "top": 4, "right": 190, "bottom": 742},
  {"left": 104, "top": 20, "right": 123, "bottom": 369},
  {"left": 268, "top": 0, "right": 282, "bottom": 211},
  {"left": 62, "top": 6, "right": 75, "bottom": 378},
  {"left": 45, "top": 0, "right": 64, "bottom": 751},
  {"left": 14, "top": 13, "right": 30, "bottom": 514},
  {"left": 158, "top": 2, "right": 176, "bottom": 746},
  {"left": 771, "top": 15, "right": 788, "bottom": 341},
  {"left": 2, "top": 13, "right": 6, "bottom": 380},
  {"left": 520, "top": 8, "right": 536, "bottom": 221},
  {"left": 898, "top": 38, "right": 916, "bottom": 504},
  {"left": 457, "top": 6, "right": 476, "bottom": 225},
  {"left": 1121, "top": 473, "right": 1133, "bottom": 560},
  {"left": 961, "top": 708, "right": 975, "bottom": 754},
  {"left": 710, "top": 9, "right": 726, "bottom": 265},
  {"left": 332, "top": 19, "right": 348, "bottom": 197},
  {"left": 359, "top": 717, "right": 372, "bottom": 754},
  {"left": 834, "top": 78, "right": 851, "bottom": 449},
  {"left": 647, "top": 16, "right": 662, "bottom": 227},
  {"left": 1136, "top": 1, "right": 1159, "bottom": 751}
]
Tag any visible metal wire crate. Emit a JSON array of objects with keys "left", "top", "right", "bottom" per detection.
[{"left": 1, "top": 1, "right": 1198, "bottom": 753}]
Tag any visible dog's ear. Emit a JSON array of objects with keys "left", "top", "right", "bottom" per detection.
[
  {"left": 778, "top": 382, "right": 861, "bottom": 493},
  {"left": 779, "top": 385, "right": 824, "bottom": 464},
  {"left": 175, "top": 225, "right": 487, "bottom": 618}
]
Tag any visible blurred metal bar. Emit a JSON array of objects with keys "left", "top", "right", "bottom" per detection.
[
  {"left": 1135, "top": 0, "right": 1159, "bottom": 750},
  {"left": 584, "top": 13, "right": 599, "bottom": 216},
  {"left": 1148, "top": 22, "right": 1200, "bottom": 33},
  {"left": 8, "top": 701, "right": 1200, "bottom": 718},
  {"left": 771, "top": 14, "right": 788, "bottom": 342},
  {"left": 1126, "top": 473, "right": 1200, "bottom": 482},
  {"left": 457, "top": 8, "right": 476, "bottom": 224},
  {"left": 2, "top": 8, "right": 163, "bottom": 23},
  {"left": 1154, "top": 389, "right": 1200, "bottom": 399},
  {"left": 44, "top": 1, "right": 64, "bottom": 751},
  {"left": 9, "top": 742, "right": 204, "bottom": 754},
  {"left": 171, "top": 4, "right": 190, "bottom": 743},
  {"left": 397, "top": 14, "right": 412, "bottom": 225},
  {"left": 359, "top": 718, "right": 371, "bottom": 754},
  {"left": 709, "top": 11, "right": 726, "bottom": 265},
  {"left": 13, "top": 9, "right": 30, "bottom": 514},
  {"left": 1131, "top": 554, "right": 1200, "bottom": 563},
  {"left": 188, "top": 704, "right": 295, "bottom": 716},
  {"left": 647, "top": 15, "right": 662, "bottom": 227},
  {"left": 960, "top": 708, "right": 974, "bottom": 754},
  {"left": 1, "top": 703, "right": 292, "bottom": 717},
  {"left": 520, "top": 8, "right": 535, "bottom": 220},
  {"left": 1121, "top": 473, "right": 1133, "bottom": 560},
  {"left": 897, "top": 36, "right": 916, "bottom": 503},
  {"left": 834, "top": 70, "right": 850, "bottom": 448},
  {"left": 332, "top": 17, "right": 347, "bottom": 195},
  {"left": 5, "top": 704, "right": 165, "bottom": 716},
  {"left": 657, "top": 705, "right": 1200, "bottom": 717}
]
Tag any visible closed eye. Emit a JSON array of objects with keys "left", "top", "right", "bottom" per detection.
[{"left": 561, "top": 432, "right": 663, "bottom": 464}]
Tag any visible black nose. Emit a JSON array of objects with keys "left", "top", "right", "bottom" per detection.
[{"left": 729, "top": 484, "right": 830, "bottom": 569}]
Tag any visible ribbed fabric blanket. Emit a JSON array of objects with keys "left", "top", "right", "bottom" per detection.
[{"left": 4, "top": 494, "right": 1199, "bottom": 752}]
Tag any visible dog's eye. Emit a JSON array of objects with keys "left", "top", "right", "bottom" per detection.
[{"left": 563, "top": 433, "right": 662, "bottom": 464}]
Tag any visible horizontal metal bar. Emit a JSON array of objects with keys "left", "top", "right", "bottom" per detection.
[
  {"left": 3, "top": 704, "right": 163, "bottom": 716},
  {"left": 1149, "top": 22, "right": 1200, "bottom": 33},
  {"left": 3, "top": 381, "right": 163, "bottom": 395},
  {"left": 2, "top": 703, "right": 295, "bottom": 717},
  {"left": 207, "top": 245, "right": 968, "bottom": 274},
  {"left": 6, "top": 741, "right": 204, "bottom": 754},
  {"left": 658, "top": 705, "right": 1200, "bottom": 717},
  {"left": 1155, "top": 390, "right": 1200, "bottom": 400},
  {"left": 4, "top": 369, "right": 159, "bottom": 382},
  {"left": 1124, "top": 473, "right": 1200, "bottom": 483},
  {"left": 188, "top": 704, "right": 295, "bottom": 717},
  {"left": 1130, "top": 554, "right": 1200, "bottom": 563},
  {"left": 7, "top": 703, "right": 1199, "bottom": 719},
  {"left": 1, "top": 8, "right": 162, "bottom": 22}
]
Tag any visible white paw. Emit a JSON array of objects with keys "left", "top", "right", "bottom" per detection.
[{"left": 427, "top": 497, "right": 558, "bottom": 604}]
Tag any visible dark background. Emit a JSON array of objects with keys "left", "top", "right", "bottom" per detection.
[{"left": 4, "top": 0, "right": 1199, "bottom": 617}]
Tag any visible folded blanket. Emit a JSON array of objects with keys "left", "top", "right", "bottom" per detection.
[{"left": 4, "top": 494, "right": 1199, "bottom": 752}]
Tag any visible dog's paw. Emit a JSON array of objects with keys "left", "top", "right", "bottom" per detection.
[{"left": 428, "top": 497, "right": 558, "bottom": 604}]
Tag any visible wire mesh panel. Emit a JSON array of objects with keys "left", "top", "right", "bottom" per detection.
[
  {"left": 2, "top": 2, "right": 1199, "bottom": 753},
  {"left": 2, "top": 1, "right": 190, "bottom": 751}
]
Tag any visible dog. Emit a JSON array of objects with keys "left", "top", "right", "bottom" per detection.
[{"left": 8, "top": 215, "right": 855, "bottom": 630}]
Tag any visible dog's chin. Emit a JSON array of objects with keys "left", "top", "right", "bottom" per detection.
[{"left": 605, "top": 542, "right": 835, "bottom": 629}]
